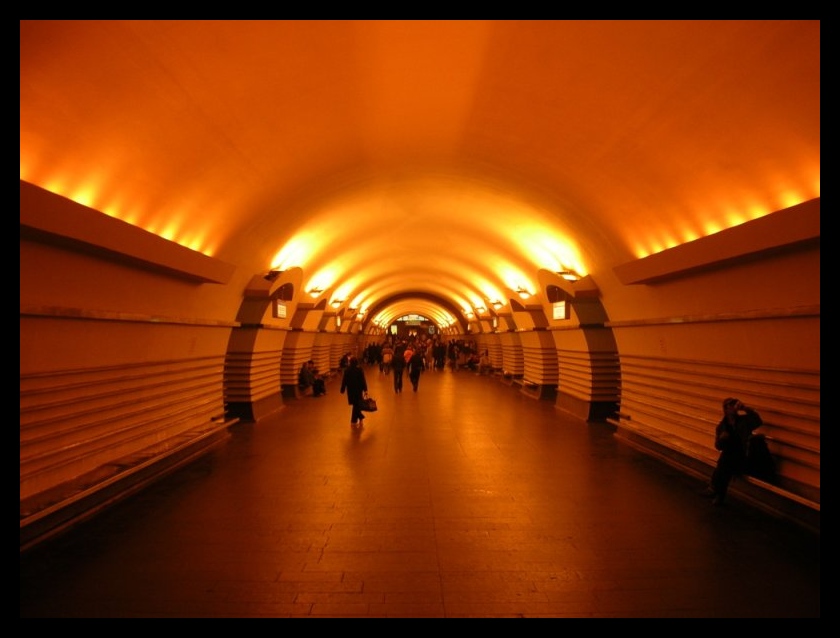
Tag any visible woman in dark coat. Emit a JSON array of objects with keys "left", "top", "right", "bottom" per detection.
[{"left": 339, "top": 356, "right": 368, "bottom": 426}]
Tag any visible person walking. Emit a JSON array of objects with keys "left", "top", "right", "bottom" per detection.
[
  {"left": 407, "top": 346, "right": 425, "bottom": 392},
  {"left": 707, "top": 397, "right": 763, "bottom": 505},
  {"left": 381, "top": 342, "right": 394, "bottom": 375},
  {"left": 447, "top": 340, "right": 460, "bottom": 371},
  {"left": 392, "top": 341, "right": 407, "bottom": 393},
  {"left": 402, "top": 342, "right": 415, "bottom": 368},
  {"left": 339, "top": 356, "right": 368, "bottom": 427}
]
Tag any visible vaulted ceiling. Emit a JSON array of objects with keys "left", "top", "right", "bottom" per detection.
[{"left": 19, "top": 20, "right": 820, "bottom": 329}]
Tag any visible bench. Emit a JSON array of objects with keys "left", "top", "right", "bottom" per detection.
[
  {"left": 609, "top": 418, "right": 819, "bottom": 536},
  {"left": 21, "top": 418, "right": 237, "bottom": 552}
]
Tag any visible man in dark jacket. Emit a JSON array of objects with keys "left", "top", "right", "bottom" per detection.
[
  {"left": 392, "top": 341, "right": 407, "bottom": 393},
  {"left": 408, "top": 347, "right": 425, "bottom": 393},
  {"left": 339, "top": 356, "right": 368, "bottom": 426}
]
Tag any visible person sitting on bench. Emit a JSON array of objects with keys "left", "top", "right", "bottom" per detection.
[{"left": 298, "top": 360, "right": 316, "bottom": 394}]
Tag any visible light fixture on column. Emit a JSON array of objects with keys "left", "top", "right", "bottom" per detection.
[
  {"left": 263, "top": 269, "right": 283, "bottom": 281},
  {"left": 515, "top": 286, "right": 531, "bottom": 299},
  {"left": 307, "top": 287, "right": 323, "bottom": 297},
  {"left": 330, "top": 298, "right": 343, "bottom": 308},
  {"left": 491, "top": 300, "right": 504, "bottom": 310},
  {"left": 557, "top": 269, "right": 581, "bottom": 282}
]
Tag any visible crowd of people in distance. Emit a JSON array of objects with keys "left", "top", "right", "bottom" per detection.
[{"left": 362, "top": 337, "right": 491, "bottom": 375}]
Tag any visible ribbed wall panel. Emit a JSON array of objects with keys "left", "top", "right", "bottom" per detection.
[
  {"left": 556, "top": 349, "right": 621, "bottom": 402},
  {"left": 520, "top": 331, "right": 559, "bottom": 386},
  {"left": 311, "top": 339, "right": 331, "bottom": 377},
  {"left": 613, "top": 354, "right": 819, "bottom": 503},
  {"left": 279, "top": 332, "right": 318, "bottom": 388},
  {"left": 476, "top": 338, "right": 503, "bottom": 372},
  {"left": 224, "top": 350, "right": 282, "bottom": 403},
  {"left": 20, "top": 356, "right": 228, "bottom": 502},
  {"left": 498, "top": 332, "right": 524, "bottom": 377},
  {"left": 330, "top": 341, "right": 346, "bottom": 371}
]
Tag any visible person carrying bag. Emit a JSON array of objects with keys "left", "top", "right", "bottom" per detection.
[{"left": 339, "top": 356, "right": 368, "bottom": 427}]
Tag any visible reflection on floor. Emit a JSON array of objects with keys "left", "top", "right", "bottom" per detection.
[{"left": 20, "top": 366, "right": 820, "bottom": 618}]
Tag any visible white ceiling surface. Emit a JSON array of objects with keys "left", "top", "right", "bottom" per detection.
[{"left": 19, "top": 20, "right": 820, "bottom": 325}]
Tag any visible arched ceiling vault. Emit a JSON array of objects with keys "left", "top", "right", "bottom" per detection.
[{"left": 19, "top": 20, "right": 820, "bottom": 327}]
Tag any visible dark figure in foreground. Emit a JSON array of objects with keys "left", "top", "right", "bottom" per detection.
[
  {"left": 708, "top": 397, "right": 763, "bottom": 505},
  {"left": 339, "top": 356, "right": 368, "bottom": 426}
]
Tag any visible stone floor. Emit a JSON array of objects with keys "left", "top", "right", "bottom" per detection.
[{"left": 19, "top": 365, "right": 820, "bottom": 618}]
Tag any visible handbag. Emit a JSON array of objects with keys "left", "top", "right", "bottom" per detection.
[
  {"left": 745, "top": 434, "right": 775, "bottom": 481},
  {"left": 360, "top": 393, "right": 378, "bottom": 412}
]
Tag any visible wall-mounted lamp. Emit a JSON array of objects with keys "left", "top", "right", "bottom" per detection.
[
  {"left": 263, "top": 269, "right": 283, "bottom": 282},
  {"left": 516, "top": 287, "right": 531, "bottom": 300},
  {"left": 330, "top": 299, "right": 343, "bottom": 308},
  {"left": 557, "top": 270, "right": 581, "bottom": 282},
  {"left": 475, "top": 305, "right": 487, "bottom": 314},
  {"left": 308, "top": 287, "right": 323, "bottom": 298},
  {"left": 491, "top": 300, "right": 504, "bottom": 310}
]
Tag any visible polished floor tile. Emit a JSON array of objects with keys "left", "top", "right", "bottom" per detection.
[{"left": 19, "top": 366, "right": 820, "bottom": 618}]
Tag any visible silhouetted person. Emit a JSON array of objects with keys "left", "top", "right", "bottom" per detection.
[
  {"left": 447, "top": 340, "right": 459, "bottom": 371},
  {"left": 408, "top": 348, "right": 425, "bottom": 392},
  {"left": 298, "top": 360, "right": 316, "bottom": 393},
  {"left": 478, "top": 349, "right": 492, "bottom": 375},
  {"left": 392, "top": 341, "right": 407, "bottom": 393},
  {"left": 434, "top": 341, "right": 446, "bottom": 370},
  {"left": 339, "top": 352, "right": 351, "bottom": 370},
  {"left": 707, "top": 398, "right": 763, "bottom": 505},
  {"left": 309, "top": 361, "right": 326, "bottom": 397},
  {"left": 339, "top": 356, "right": 368, "bottom": 427}
]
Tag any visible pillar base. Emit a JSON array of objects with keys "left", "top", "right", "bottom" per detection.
[
  {"left": 228, "top": 394, "right": 284, "bottom": 422},
  {"left": 555, "top": 391, "right": 617, "bottom": 422}
]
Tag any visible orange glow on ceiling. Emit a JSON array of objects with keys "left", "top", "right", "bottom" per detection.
[{"left": 20, "top": 20, "right": 819, "bottom": 320}]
